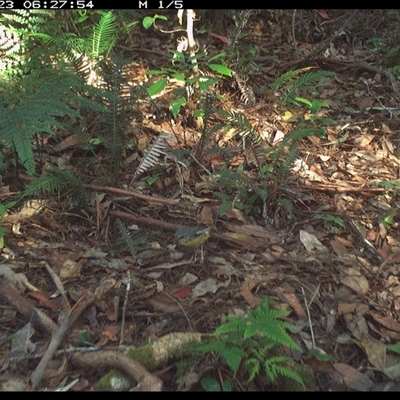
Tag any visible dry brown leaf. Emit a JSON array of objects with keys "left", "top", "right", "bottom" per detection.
[
  {"left": 354, "top": 134, "right": 374, "bottom": 148},
  {"left": 224, "top": 232, "right": 266, "bottom": 248},
  {"left": 240, "top": 277, "right": 262, "bottom": 308},
  {"left": 360, "top": 333, "right": 387, "bottom": 371},
  {"left": 368, "top": 312, "right": 400, "bottom": 332},
  {"left": 330, "top": 239, "right": 349, "bottom": 258},
  {"left": 52, "top": 134, "right": 82, "bottom": 152},
  {"left": 224, "top": 223, "right": 280, "bottom": 242},
  {"left": 333, "top": 363, "right": 373, "bottom": 391},
  {"left": 221, "top": 208, "right": 247, "bottom": 223},
  {"left": 342, "top": 312, "right": 369, "bottom": 340},
  {"left": 146, "top": 292, "right": 182, "bottom": 314},
  {"left": 340, "top": 267, "right": 369, "bottom": 295},
  {"left": 192, "top": 277, "right": 229, "bottom": 299},
  {"left": 276, "top": 287, "right": 307, "bottom": 319},
  {"left": 106, "top": 296, "right": 120, "bottom": 322},
  {"left": 299, "top": 230, "right": 327, "bottom": 252},
  {"left": 199, "top": 206, "right": 215, "bottom": 228},
  {"left": 383, "top": 354, "right": 400, "bottom": 380},
  {"left": 59, "top": 259, "right": 82, "bottom": 279}
]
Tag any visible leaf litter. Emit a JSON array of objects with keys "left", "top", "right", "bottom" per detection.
[{"left": 2, "top": 9, "right": 400, "bottom": 391}]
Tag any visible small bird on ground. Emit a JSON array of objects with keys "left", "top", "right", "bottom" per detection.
[{"left": 174, "top": 226, "right": 211, "bottom": 248}]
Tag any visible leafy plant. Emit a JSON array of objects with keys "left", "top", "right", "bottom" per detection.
[
  {"left": 112, "top": 219, "right": 149, "bottom": 260},
  {"left": 0, "top": 199, "right": 17, "bottom": 248},
  {"left": 142, "top": 13, "right": 167, "bottom": 30},
  {"left": 374, "top": 179, "right": 400, "bottom": 193},
  {"left": 200, "top": 377, "right": 232, "bottom": 392},
  {"left": 192, "top": 298, "right": 304, "bottom": 389},
  {"left": 271, "top": 68, "right": 335, "bottom": 105},
  {"left": 146, "top": 53, "right": 230, "bottom": 118},
  {"left": 381, "top": 212, "right": 395, "bottom": 229},
  {"left": 293, "top": 97, "right": 335, "bottom": 125},
  {"left": 315, "top": 214, "right": 344, "bottom": 234},
  {"left": 23, "top": 168, "right": 91, "bottom": 208},
  {"left": 0, "top": 67, "right": 104, "bottom": 175}
]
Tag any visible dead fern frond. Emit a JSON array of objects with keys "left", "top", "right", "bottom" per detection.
[
  {"left": 232, "top": 70, "right": 256, "bottom": 107},
  {"left": 132, "top": 133, "right": 175, "bottom": 181},
  {"left": 243, "top": 137, "right": 265, "bottom": 171}
]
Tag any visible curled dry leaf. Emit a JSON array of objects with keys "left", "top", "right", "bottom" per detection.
[{"left": 340, "top": 267, "right": 369, "bottom": 296}]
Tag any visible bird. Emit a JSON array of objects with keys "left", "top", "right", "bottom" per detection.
[{"left": 174, "top": 226, "right": 211, "bottom": 248}]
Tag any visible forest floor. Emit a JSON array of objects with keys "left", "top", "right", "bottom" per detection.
[{"left": 2, "top": 9, "right": 400, "bottom": 391}]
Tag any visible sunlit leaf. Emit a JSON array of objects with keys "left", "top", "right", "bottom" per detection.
[
  {"left": 208, "top": 63, "right": 232, "bottom": 77},
  {"left": 147, "top": 78, "right": 167, "bottom": 97}
]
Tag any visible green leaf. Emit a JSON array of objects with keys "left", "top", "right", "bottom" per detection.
[
  {"left": 208, "top": 63, "right": 232, "bottom": 77},
  {"left": 169, "top": 97, "right": 186, "bottom": 118},
  {"left": 221, "top": 379, "right": 232, "bottom": 391},
  {"left": 208, "top": 52, "right": 227, "bottom": 62},
  {"left": 147, "top": 78, "right": 167, "bottom": 97},
  {"left": 143, "top": 14, "right": 167, "bottom": 29},
  {"left": 295, "top": 97, "right": 312, "bottom": 107},
  {"left": 200, "top": 377, "right": 221, "bottom": 392},
  {"left": 146, "top": 69, "right": 166, "bottom": 75},
  {"left": 387, "top": 343, "right": 400, "bottom": 354},
  {"left": 307, "top": 348, "right": 337, "bottom": 362},
  {"left": 141, "top": 173, "right": 162, "bottom": 185},
  {"left": 171, "top": 72, "right": 186, "bottom": 82},
  {"left": 220, "top": 345, "right": 246, "bottom": 375},
  {"left": 321, "top": 118, "right": 337, "bottom": 125},
  {"left": 198, "top": 76, "right": 220, "bottom": 90},
  {"left": 142, "top": 16, "right": 154, "bottom": 29}
]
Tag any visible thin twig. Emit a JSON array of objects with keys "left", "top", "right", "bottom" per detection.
[
  {"left": 120, "top": 270, "right": 131, "bottom": 346},
  {"left": 302, "top": 286, "right": 316, "bottom": 350}
]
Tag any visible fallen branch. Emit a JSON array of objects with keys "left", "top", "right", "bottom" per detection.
[
  {"left": 29, "top": 278, "right": 117, "bottom": 390},
  {"left": 72, "top": 351, "right": 163, "bottom": 391},
  {"left": 0, "top": 277, "right": 58, "bottom": 335}
]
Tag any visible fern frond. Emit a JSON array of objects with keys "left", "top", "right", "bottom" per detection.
[
  {"left": 284, "top": 70, "right": 335, "bottom": 103},
  {"left": 220, "top": 110, "right": 259, "bottom": 142},
  {"left": 227, "top": 10, "right": 259, "bottom": 52},
  {"left": 0, "top": 68, "right": 104, "bottom": 174},
  {"left": 91, "top": 10, "right": 118, "bottom": 59},
  {"left": 112, "top": 219, "right": 148, "bottom": 258},
  {"left": 264, "top": 356, "right": 304, "bottom": 387},
  {"left": 23, "top": 168, "right": 90, "bottom": 207},
  {"left": 132, "top": 133, "right": 174, "bottom": 180},
  {"left": 269, "top": 67, "right": 312, "bottom": 91},
  {"left": 218, "top": 168, "right": 251, "bottom": 191},
  {"left": 243, "top": 137, "right": 265, "bottom": 170},
  {"left": 232, "top": 70, "right": 256, "bottom": 107},
  {"left": 1, "top": 9, "right": 51, "bottom": 32},
  {"left": 246, "top": 357, "right": 261, "bottom": 382},
  {"left": 214, "top": 315, "right": 247, "bottom": 336}
]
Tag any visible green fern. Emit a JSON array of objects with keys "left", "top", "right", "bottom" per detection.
[
  {"left": 284, "top": 71, "right": 334, "bottom": 103},
  {"left": 191, "top": 298, "right": 303, "bottom": 387},
  {"left": 91, "top": 10, "right": 118, "bottom": 60},
  {"left": 270, "top": 128, "right": 317, "bottom": 185},
  {"left": 112, "top": 219, "right": 148, "bottom": 259},
  {"left": 30, "top": 10, "right": 123, "bottom": 83},
  {"left": 0, "top": 67, "right": 104, "bottom": 175},
  {"left": 216, "top": 300, "right": 300, "bottom": 350},
  {"left": 220, "top": 109, "right": 259, "bottom": 142},
  {"left": 263, "top": 355, "right": 304, "bottom": 387},
  {"left": 23, "top": 168, "right": 90, "bottom": 207},
  {"left": 270, "top": 68, "right": 334, "bottom": 104},
  {"left": 269, "top": 67, "right": 312, "bottom": 91},
  {"left": 0, "top": 10, "right": 54, "bottom": 77}
]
